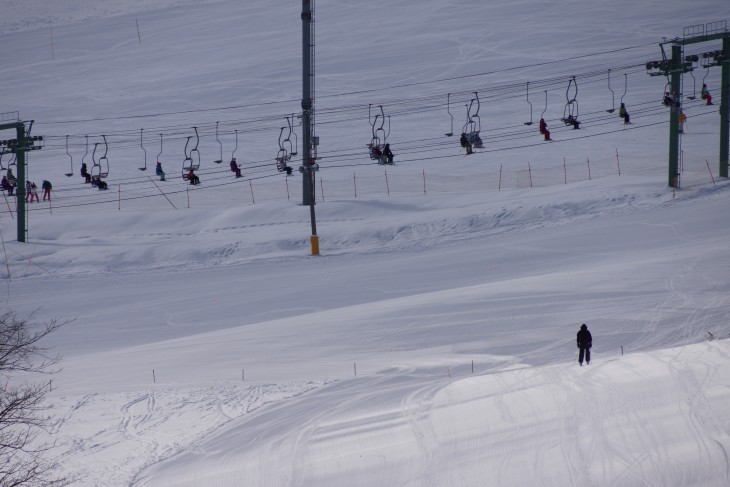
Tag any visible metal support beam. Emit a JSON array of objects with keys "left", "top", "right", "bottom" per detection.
[
  {"left": 0, "top": 120, "right": 27, "bottom": 242},
  {"left": 16, "top": 124, "right": 27, "bottom": 242},
  {"left": 301, "top": 0, "right": 315, "bottom": 206},
  {"left": 668, "top": 44, "right": 682, "bottom": 187},
  {"left": 301, "top": 0, "right": 319, "bottom": 255},
  {"left": 720, "top": 36, "right": 730, "bottom": 178},
  {"left": 669, "top": 45, "right": 682, "bottom": 188}
]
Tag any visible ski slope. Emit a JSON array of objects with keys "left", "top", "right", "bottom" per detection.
[{"left": 1, "top": 0, "right": 730, "bottom": 486}]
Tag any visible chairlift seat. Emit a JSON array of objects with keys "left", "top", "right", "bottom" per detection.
[
  {"left": 276, "top": 159, "right": 290, "bottom": 173},
  {"left": 467, "top": 133, "right": 483, "bottom": 148},
  {"left": 369, "top": 143, "right": 385, "bottom": 162}
]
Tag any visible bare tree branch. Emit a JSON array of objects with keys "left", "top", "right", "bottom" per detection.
[{"left": 0, "top": 311, "right": 71, "bottom": 486}]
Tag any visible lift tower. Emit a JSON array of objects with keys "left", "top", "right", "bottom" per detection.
[
  {"left": 301, "top": 0, "right": 319, "bottom": 254},
  {"left": 647, "top": 21, "right": 729, "bottom": 187},
  {"left": 0, "top": 112, "right": 44, "bottom": 242}
]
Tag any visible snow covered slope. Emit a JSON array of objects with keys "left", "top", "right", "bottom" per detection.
[{"left": 1, "top": 0, "right": 729, "bottom": 485}]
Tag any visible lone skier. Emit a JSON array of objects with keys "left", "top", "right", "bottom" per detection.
[{"left": 576, "top": 323, "right": 592, "bottom": 366}]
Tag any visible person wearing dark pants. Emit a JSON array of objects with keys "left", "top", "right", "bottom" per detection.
[{"left": 577, "top": 323, "right": 592, "bottom": 366}]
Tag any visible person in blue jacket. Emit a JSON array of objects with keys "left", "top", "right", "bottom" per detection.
[{"left": 155, "top": 161, "right": 166, "bottom": 181}]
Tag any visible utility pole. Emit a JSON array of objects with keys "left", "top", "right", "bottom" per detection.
[
  {"left": 668, "top": 44, "right": 682, "bottom": 187},
  {"left": 301, "top": 0, "right": 319, "bottom": 255},
  {"left": 721, "top": 34, "right": 730, "bottom": 178}
]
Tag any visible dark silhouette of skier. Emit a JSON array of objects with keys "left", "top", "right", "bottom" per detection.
[
  {"left": 383, "top": 144, "right": 394, "bottom": 165},
  {"left": 230, "top": 158, "right": 242, "bottom": 178},
  {"left": 577, "top": 323, "right": 592, "bottom": 366},
  {"left": 460, "top": 133, "right": 473, "bottom": 154}
]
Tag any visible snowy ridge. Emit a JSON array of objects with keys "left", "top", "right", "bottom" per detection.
[{"left": 135, "top": 340, "right": 730, "bottom": 487}]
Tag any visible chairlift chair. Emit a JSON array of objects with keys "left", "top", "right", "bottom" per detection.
[
  {"left": 214, "top": 121, "right": 223, "bottom": 164},
  {"left": 98, "top": 135, "right": 110, "bottom": 178},
  {"left": 462, "top": 102, "right": 474, "bottom": 139},
  {"left": 81, "top": 135, "right": 89, "bottom": 174},
  {"left": 65, "top": 135, "right": 74, "bottom": 177},
  {"left": 275, "top": 126, "right": 292, "bottom": 173},
  {"left": 231, "top": 130, "right": 239, "bottom": 161},
  {"left": 374, "top": 106, "right": 388, "bottom": 146},
  {"left": 4, "top": 153, "right": 17, "bottom": 184},
  {"left": 445, "top": 93, "right": 454, "bottom": 136},
  {"left": 188, "top": 127, "right": 201, "bottom": 171},
  {"left": 367, "top": 115, "right": 383, "bottom": 161},
  {"left": 276, "top": 150, "right": 290, "bottom": 173},
  {"left": 283, "top": 117, "right": 295, "bottom": 157},
  {"left": 157, "top": 134, "right": 163, "bottom": 165},
  {"left": 182, "top": 136, "right": 193, "bottom": 176},
  {"left": 685, "top": 55, "right": 698, "bottom": 100},
  {"left": 88, "top": 143, "right": 108, "bottom": 190},
  {"left": 524, "top": 82, "right": 534, "bottom": 125},
  {"left": 289, "top": 114, "right": 298, "bottom": 156},
  {"left": 464, "top": 94, "right": 483, "bottom": 148},
  {"left": 606, "top": 69, "right": 615, "bottom": 113},
  {"left": 662, "top": 81, "right": 680, "bottom": 109},
  {"left": 561, "top": 77, "right": 580, "bottom": 129},
  {"left": 139, "top": 129, "right": 147, "bottom": 171},
  {"left": 91, "top": 142, "right": 101, "bottom": 179}
]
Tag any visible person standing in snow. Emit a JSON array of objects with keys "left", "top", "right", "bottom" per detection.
[
  {"left": 41, "top": 179, "right": 52, "bottom": 201},
  {"left": 577, "top": 323, "right": 592, "bottom": 366},
  {"left": 26, "top": 181, "right": 40, "bottom": 203}
]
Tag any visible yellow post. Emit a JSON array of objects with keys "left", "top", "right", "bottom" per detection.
[{"left": 310, "top": 235, "right": 319, "bottom": 256}]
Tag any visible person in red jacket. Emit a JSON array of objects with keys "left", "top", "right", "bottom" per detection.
[
  {"left": 539, "top": 118, "right": 551, "bottom": 141},
  {"left": 701, "top": 84, "right": 713, "bottom": 105}
]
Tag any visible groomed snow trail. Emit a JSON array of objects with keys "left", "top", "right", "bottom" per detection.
[{"left": 135, "top": 340, "right": 730, "bottom": 487}]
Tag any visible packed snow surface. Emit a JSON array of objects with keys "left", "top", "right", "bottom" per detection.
[{"left": 1, "top": 0, "right": 729, "bottom": 485}]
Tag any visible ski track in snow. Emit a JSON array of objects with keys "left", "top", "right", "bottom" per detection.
[
  {"left": 42, "top": 382, "right": 325, "bottom": 486},
  {"left": 127, "top": 341, "right": 730, "bottom": 487}
]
